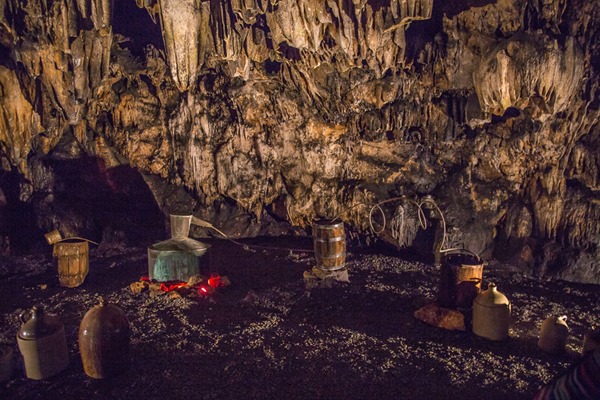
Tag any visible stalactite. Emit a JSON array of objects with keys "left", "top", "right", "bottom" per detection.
[
  {"left": 390, "top": 204, "right": 420, "bottom": 248},
  {"left": 0, "top": 66, "right": 43, "bottom": 171},
  {"left": 157, "top": 0, "right": 203, "bottom": 92},
  {"left": 474, "top": 33, "right": 583, "bottom": 118},
  {"left": 267, "top": 0, "right": 329, "bottom": 52},
  {"left": 533, "top": 194, "right": 564, "bottom": 239},
  {"left": 0, "top": 0, "right": 599, "bottom": 281},
  {"left": 568, "top": 143, "right": 600, "bottom": 191},
  {"left": 76, "top": 0, "right": 112, "bottom": 31},
  {"left": 3, "top": 0, "right": 112, "bottom": 124},
  {"left": 562, "top": 201, "right": 600, "bottom": 249},
  {"left": 230, "top": 0, "right": 267, "bottom": 26},
  {"left": 71, "top": 28, "right": 112, "bottom": 100},
  {"left": 526, "top": 0, "right": 567, "bottom": 33},
  {"left": 135, "top": 0, "right": 160, "bottom": 23}
]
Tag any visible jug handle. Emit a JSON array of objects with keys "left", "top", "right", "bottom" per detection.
[
  {"left": 19, "top": 305, "right": 41, "bottom": 323},
  {"left": 19, "top": 310, "right": 32, "bottom": 324}
]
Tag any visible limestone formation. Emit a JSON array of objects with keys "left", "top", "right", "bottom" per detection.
[
  {"left": 0, "top": 0, "right": 599, "bottom": 283},
  {"left": 474, "top": 33, "right": 583, "bottom": 119},
  {"left": 157, "top": 0, "right": 203, "bottom": 92},
  {"left": 0, "top": 66, "right": 43, "bottom": 172}
]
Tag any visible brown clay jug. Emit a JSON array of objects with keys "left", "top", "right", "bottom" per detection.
[
  {"left": 538, "top": 315, "right": 569, "bottom": 354},
  {"left": 472, "top": 282, "right": 511, "bottom": 341},
  {"left": 79, "top": 298, "right": 130, "bottom": 378},
  {"left": 17, "top": 305, "right": 69, "bottom": 380}
]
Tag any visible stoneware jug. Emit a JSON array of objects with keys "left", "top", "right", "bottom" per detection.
[
  {"left": 538, "top": 315, "right": 569, "bottom": 354},
  {"left": 17, "top": 305, "right": 69, "bottom": 380},
  {"left": 472, "top": 282, "right": 511, "bottom": 341},
  {"left": 79, "top": 298, "right": 130, "bottom": 378}
]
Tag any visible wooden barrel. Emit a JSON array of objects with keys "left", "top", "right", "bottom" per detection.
[
  {"left": 53, "top": 241, "right": 89, "bottom": 288},
  {"left": 438, "top": 249, "right": 483, "bottom": 308},
  {"left": 313, "top": 220, "right": 346, "bottom": 271}
]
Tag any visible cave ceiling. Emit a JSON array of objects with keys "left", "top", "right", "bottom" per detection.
[{"left": 0, "top": 0, "right": 599, "bottom": 283}]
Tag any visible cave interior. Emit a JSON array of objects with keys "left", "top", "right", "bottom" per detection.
[{"left": 0, "top": 0, "right": 599, "bottom": 399}]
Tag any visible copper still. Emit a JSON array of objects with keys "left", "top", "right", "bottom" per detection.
[{"left": 148, "top": 215, "right": 210, "bottom": 282}]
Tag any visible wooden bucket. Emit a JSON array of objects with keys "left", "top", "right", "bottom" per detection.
[
  {"left": 53, "top": 241, "right": 89, "bottom": 288},
  {"left": 438, "top": 249, "right": 483, "bottom": 308},
  {"left": 313, "top": 220, "right": 346, "bottom": 271}
]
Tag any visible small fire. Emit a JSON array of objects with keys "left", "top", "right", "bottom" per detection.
[
  {"left": 159, "top": 282, "right": 188, "bottom": 292},
  {"left": 208, "top": 274, "right": 221, "bottom": 288},
  {"left": 139, "top": 276, "right": 189, "bottom": 292},
  {"left": 133, "top": 274, "right": 229, "bottom": 298}
]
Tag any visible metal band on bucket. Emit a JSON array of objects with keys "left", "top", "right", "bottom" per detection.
[
  {"left": 314, "top": 235, "right": 346, "bottom": 243},
  {"left": 312, "top": 220, "right": 344, "bottom": 229}
]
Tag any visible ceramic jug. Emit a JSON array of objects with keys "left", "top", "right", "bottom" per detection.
[
  {"left": 538, "top": 315, "right": 569, "bottom": 354},
  {"left": 17, "top": 305, "right": 69, "bottom": 380},
  {"left": 79, "top": 298, "right": 130, "bottom": 378},
  {"left": 472, "top": 283, "right": 511, "bottom": 341}
]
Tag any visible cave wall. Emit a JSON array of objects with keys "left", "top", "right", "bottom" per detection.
[{"left": 0, "top": 0, "right": 599, "bottom": 282}]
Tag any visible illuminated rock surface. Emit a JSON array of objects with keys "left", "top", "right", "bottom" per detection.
[{"left": 0, "top": 0, "right": 599, "bottom": 284}]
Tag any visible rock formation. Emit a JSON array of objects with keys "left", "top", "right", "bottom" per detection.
[{"left": 0, "top": 0, "right": 598, "bottom": 283}]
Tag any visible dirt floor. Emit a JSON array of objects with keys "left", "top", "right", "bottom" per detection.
[{"left": 0, "top": 236, "right": 598, "bottom": 400}]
